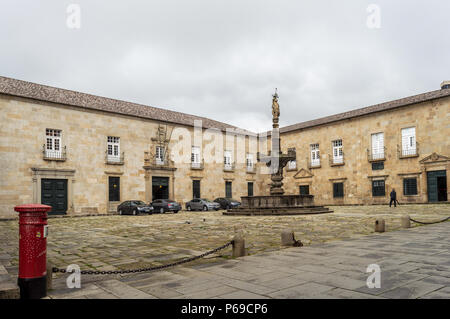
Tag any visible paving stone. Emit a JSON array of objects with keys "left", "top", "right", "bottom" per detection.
[
  {"left": 217, "top": 290, "right": 270, "bottom": 299},
  {"left": 319, "top": 288, "right": 386, "bottom": 299},
  {"left": 96, "top": 280, "right": 157, "bottom": 299},
  {"left": 379, "top": 281, "right": 445, "bottom": 299},
  {"left": 268, "top": 282, "right": 335, "bottom": 299},
  {"left": 419, "top": 287, "right": 450, "bottom": 299}
]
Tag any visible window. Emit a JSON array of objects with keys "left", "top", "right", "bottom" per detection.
[
  {"left": 193, "top": 180, "right": 201, "bottom": 199},
  {"left": 191, "top": 146, "right": 201, "bottom": 167},
  {"left": 107, "top": 136, "right": 120, "bottom": 161},
  {"left": 224, "top": 150, "right": 233, "bottom": 170},
  {"left": 46, "top": 129, "right": 62, "bottom": 157},
  {"left": 310, "top": 144, "right": 320, "bottom": 167},
  {"left": 155, "top": 146, "right": 165, "bottom": 165},
  {"left": 372, "top": 180, "right": 386, "bottom": 197},
  {"left": 401, "top": 127, "right": 416, "bottom": 156},
  {"left": 248, "top": 182, "right": 254, "bottom": 196},
  {"left": 372, "top": 162, "right": 384, "bottom": 170},
  {"left": 246, "top": 154, "right": 254, "bottom": 171},
  {"left": 333, "top": 182, "right": 344, "bottom": 198},
  {"left": 403, "top": 178, "right": 418, "bottom": 195},
  {"left": 332, "top": 140, "right": 343, "bottom": 164},
  {"left": 225, "top": 181, "right": 232, "bottom": 198},
  {"left": 288, "top": 160, "right": 296, "bottom": 170},
  {"left": 300, "top": 185, "right": 310, "bottom": 195},
  {"left": 371, "top": 133, "right": 385, "bottom": 160}
]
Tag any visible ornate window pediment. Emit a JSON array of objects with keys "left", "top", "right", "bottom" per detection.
[
  {"left": 419, "top": 152, "right": 449, "bottom": 164},
  {"left": 293, "top": 168, "right": 313, "bottom": 179}
]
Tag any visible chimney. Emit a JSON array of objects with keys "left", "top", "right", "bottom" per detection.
[{"left": 441, "top": 81, "right": 450, "bottom": 90}]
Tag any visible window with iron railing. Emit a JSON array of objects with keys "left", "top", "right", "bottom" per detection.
[
  {"left": 287, "top": 160, "right": 297, "bottom": 170},
  {"left": 403, "top": 178, "right": 418, "bottom": 195},
  {"left": 372, "top": 180, "right": 386, "bottom": 197},
  {"left": 246, "top": 154, "right": 255, "bottom": 172},
  {"left": 44, "top": 129, "right": 66, "bottom": 160},
  {"left": 224, "top": 150, "right": 234, "bottom": 171},
  {"left": 191, "top": 146, "right": 202, "bottom": 169},
  {"left": 155, "top": 146, "right": 165, "bottom": 165},
  {"left": 331, "top": 140, "right": 344, "bottom": 165},
  {"left": 369, "top": 132, "right": 385, "bottom": 161},
  {"left": 107, "top": 136, "right": 121, "bottom": 163},
  {"left": 400, "top": 127, "right": 418, "bottom": 157},
  {"left": 310, "top": 143, "right": 320, "bottom": 167}
]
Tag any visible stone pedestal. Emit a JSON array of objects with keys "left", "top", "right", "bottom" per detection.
[
  {"left": 401, "top": 215, "right": 411, "bottom": 228},
  {"left": 375, "top": 219, "right": 385, "bottom": 232}
]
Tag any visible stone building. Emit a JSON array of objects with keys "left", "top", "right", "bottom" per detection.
[
  {"left": 270, "top": 81, "right": 450, "bottom": 206},
  {"left": 0, "top": 76, "right": 448, "bottom": 218}
]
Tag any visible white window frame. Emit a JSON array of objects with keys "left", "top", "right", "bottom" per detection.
[
  {"left": 246, "top": 154, "right": 254, "bottom": 171},
  {"left": 155, "top": 146, "right": 165, "bottom": 165},
  {"left": 224, "top": 150, "right": 233, "bottom": 170},
  {"left": 191, "top": 146, "right": 201, "bottom": 168},
  {"left": 332, "top": 140, "right": 343, "bottom": 164},
  {"left": 401, "top": 127, "right": 416, "bottom": 156},
  {"left": 288, "top": 160, "right": 297, "bottom": 170},
  {"left": 310, "top": 143, "right": 320, "bottom": 167},
  {"left": 46, "top": 129, "right": 62, "bottom": 158},
  {"left": 371, "top": 132, "right": 384, "bottom": 159},
  {"left": 107, "top": 136, "right": 120, "bottom": 162}
]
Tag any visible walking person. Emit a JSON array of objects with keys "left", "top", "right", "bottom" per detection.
[{"left": 389, "top": 188, "right": 397, "bottom": 207}]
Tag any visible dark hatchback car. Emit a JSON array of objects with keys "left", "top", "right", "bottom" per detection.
[
  {"left": 151, "top": 199, "right": 181, "bottom": 214},
  {"left": 117, "top": 200, "right": 153, "bottom": 215},
  {"left": 214, "top": 198, "right": 241, "bottom": 209}
]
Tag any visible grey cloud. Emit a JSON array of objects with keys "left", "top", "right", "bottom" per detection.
[{"left": 0, "top": 0, "right": 449, "bottom": 133}]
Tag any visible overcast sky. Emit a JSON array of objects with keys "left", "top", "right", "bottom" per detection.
[{"left": 1, "top": 1, "right": 449, "bottom": 132}]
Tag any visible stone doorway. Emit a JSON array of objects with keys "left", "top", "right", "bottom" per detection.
[
  {"left": 152, "top": 176, "right": 169, "bottom": 200},
  {"left": 427, "top": 170, "right": 447, "bottom": 202}
]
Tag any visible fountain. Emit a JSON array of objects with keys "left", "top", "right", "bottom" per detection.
[{"left": 223, "top": 90, "right": 333, "bottom": 216}]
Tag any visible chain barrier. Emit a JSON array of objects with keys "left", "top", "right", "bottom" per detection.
[
  {"left": 52, "top": 240, "right": 233, "bottom": 275},
  {"left": 409, "top": 216, "right": 450, "bottom": 225}
]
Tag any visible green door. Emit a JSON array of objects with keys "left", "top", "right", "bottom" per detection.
[
  {"left": 41, "top": 179, "right": 68, "bottom": 215},
  {"left": 427, "top": 170, "right": 447, "bottom": 202}
]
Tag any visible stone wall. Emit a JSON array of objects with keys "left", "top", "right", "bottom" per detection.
[
  {"left": 274, "top": 96, "right": 450, "bottom": 205},
  {"left": 0, "top": 95, "right": 258, "bottom": 218}
]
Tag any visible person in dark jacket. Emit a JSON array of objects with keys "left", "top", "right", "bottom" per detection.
[{"left": 389, "top": 188, "right": 397, "bottom": 207}]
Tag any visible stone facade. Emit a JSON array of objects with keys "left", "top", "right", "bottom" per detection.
[
  {"left": 0, "top": 94, "right": 259, "bottom": 218},
  {"left": 274, "top": 96, "right": 450, "bottom": 205},
  {"left": 0, "top": 77, "right": 449, "bottom": 218}
]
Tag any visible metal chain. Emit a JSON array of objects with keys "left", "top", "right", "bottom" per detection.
[
  {"left": 52, "top": 240, "right": 233, "bottom": 275},
  {"left": 409, "top": 216, "right": 450, "bottom": 225}
]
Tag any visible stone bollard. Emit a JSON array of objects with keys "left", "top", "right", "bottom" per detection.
[
  {"left": 46, "top": 262, "right": 53, "bottom": 291},
  {"left": 281, "top": 230, "right": 296, "bottom": 246},
  {"left": 375, "top": 218, "right": 385, "bottom": 233},
  {"left": 401, "top": 215, "right": 411, "bottom": 229},
  {"left": 232, "top": 234, "right": 246, "bottom": 258}
]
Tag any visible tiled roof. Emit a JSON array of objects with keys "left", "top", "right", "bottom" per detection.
[
  {"left": 1, "top": 76, "right": 448, "bottom": 137},
  {"left": 276, "top": 88, "right": 450, "bottom": 135},
  {"left": 0, "top": 76, "right": 254, "bottom": 135}
]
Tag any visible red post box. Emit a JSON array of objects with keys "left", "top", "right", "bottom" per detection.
[{"left": 14, "top": 204, "right": 51, "bottom": 299}]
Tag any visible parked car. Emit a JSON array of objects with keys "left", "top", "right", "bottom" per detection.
[
  {"left": 185, "top": 198, "right": 221, "bottom": 211},
  {"left": 214, "top": 197, "right": 241, "bottom": 209},
  {"left": 117, "top": 200, "right": 153, "bottom": 215},
  {"left": 151, "top": 199, "right": 181, "bottom": 214}
]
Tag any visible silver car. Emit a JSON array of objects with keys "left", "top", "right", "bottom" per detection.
[{"left": 186, "top": 198, "right": 221, "bottom": 211}]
